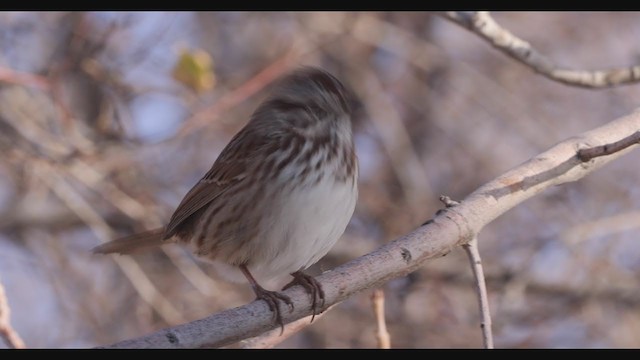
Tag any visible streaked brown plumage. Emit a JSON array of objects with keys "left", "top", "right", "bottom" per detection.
[{"left": 93, "top": 67, "right": 358, "bottom": 330}]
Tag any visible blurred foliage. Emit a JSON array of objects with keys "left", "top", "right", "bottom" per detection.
[{"left": 172, "top": 48, "right": 216, "bottom": 93}]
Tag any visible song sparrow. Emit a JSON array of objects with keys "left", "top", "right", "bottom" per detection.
[{"left": 93, "top": 67, "right": 358, "bottom": 331}]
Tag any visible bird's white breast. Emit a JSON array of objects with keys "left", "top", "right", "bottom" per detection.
[{"left": 210, "top": 165, "right": 358, "bottom": 285}]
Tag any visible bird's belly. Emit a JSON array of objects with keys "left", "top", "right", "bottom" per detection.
[{"left": 206, "top": 174, "right": 357, "bottom": 284}]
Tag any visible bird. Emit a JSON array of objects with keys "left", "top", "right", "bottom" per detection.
[{"left": 93, "top": 66, "right": 359, "bottom": 331}]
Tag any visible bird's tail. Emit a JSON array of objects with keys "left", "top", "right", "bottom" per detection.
[{"left": 92, "top": 227, "right": 166, "bottom": 255}]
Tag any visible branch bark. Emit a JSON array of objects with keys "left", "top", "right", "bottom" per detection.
[
  {"left": 440, "top": 11, "right": 640, "bottom": 89},
  {"left": 99, "top": 108, "right": 640, "bottom": 348},
  {"left": 239, "top": 306, "right": 333, "bottom": 349}
]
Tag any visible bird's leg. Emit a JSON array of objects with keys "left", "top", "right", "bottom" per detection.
[
  {"left": 240, "top": 265, "right": 293, "bottom": 334},
  {"left": 282, "top": 270, "right": 325, "bottom": 322}
]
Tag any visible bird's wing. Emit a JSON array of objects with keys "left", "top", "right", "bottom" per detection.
[
  {"left": 162, "top": 129, "right": 256, "bottom": 240},
  {"left": 162, "top": 97, "right": 299, "bottom": 241}
]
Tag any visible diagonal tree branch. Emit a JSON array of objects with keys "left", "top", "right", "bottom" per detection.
[
  {"left": 239, "top": 305, "right": 333, "bottom": 349},
  {"left": 440, "top": 11, "right": 640, "bottom": 89},
  {"left": 99, "top": 108, "right": 640, "bottom": 348}
]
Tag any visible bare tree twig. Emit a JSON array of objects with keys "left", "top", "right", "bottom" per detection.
[
  {"left": 440, "top": 11, "right": 640, "bottom": 89},
  {"left": 371, "top": 289, "right": 391, "bottom": 349},
  {"left": 462, "top": 237, "right": 493, "bottom": 349},
  {"left": 97, "top": 108, "right": 640, "bottom": 348},
  {"left": 577, "top": 131, "right": 640, "bottom": 161},
  {"left": 0, "top": 280, "right": 26, "bottom": 349}
]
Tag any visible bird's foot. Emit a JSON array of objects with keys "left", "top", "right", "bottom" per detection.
[
  {"left": 241, "top": 265, "right": 294, "bottom": 335},
  {"left": 282, "top": 271, "right": 325, "bottom": 322},
  {"left": 253, "top": 286, "right": 294, "bottom": 335}
]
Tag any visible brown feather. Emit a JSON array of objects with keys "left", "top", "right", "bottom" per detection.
[
  {"left": 92, "top": 228, "right": 165, "bottom": 255},
  {"left": 162, "top": 181, "right": 226, "bottom": 240},
  {"left": 162, "top": 119, "right": 270, "bottom": 240}
]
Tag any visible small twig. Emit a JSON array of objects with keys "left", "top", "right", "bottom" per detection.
[
  {"left": 577, "top": 131, "right": 640, "bottom": 161},
  {"left": 0, "top": 280, "right": 26, "bottom": 349},
  {"left": 240, "top": 305, "right": 333, "bottom": 349},
  {"left": 462, "top": 237, "right": 494, "bottom": 349},
  {"left": 441, "top": 196, "right": 493, "bottom": 347},
  {"left": 440, "top": 11, "right": 640, "bottom": 89},
  {"left": 371, "top": 289, "right": 391, "bottom": 349},
  {"left": 429, "top": 195, "right": 461, "bottom": 220},
  {"left": 439, "top": 195, "right": 460, "bottom": 208}
]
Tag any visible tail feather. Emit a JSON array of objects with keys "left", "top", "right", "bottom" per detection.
[{"left": 92, "top": 227, "right": 166, "bottom": 255}]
